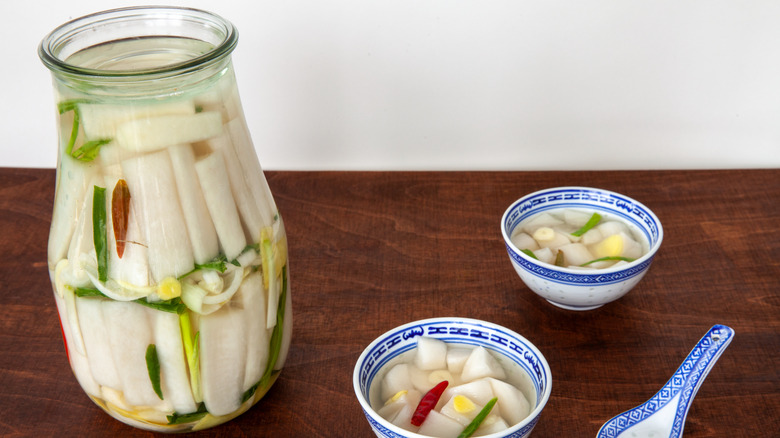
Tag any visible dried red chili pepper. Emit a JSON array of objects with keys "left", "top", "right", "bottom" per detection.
[
  {"left": 410, "top": 380, "right": 448, "bottom": 427},
  {"left": 111, "top": 179, "right": 130, "bottom": 258}
]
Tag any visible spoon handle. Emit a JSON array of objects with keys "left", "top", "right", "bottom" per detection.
[{"left": 668, "top": 324, "right": 734, "bottom": 437}]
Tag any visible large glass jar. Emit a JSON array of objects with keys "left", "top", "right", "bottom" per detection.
[{"left": 39, "top": 7, "right": 292, "bottom": 432}]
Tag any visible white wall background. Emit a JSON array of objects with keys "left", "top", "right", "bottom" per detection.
[{"left": 4, "top": 1, "right": 779, "bottom": 170}]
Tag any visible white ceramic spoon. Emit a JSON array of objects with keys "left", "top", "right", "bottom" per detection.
[{"left": 596, "top": 324, "right": 734, "bottom": 438}]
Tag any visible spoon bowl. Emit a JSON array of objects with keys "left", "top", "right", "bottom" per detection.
[{"left": 596, "top": 324, "right": 734, "bottom": 438}]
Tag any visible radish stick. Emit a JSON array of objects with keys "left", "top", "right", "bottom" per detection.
[
  {"left": 121, "top": 151, "right": 195, "bottom": 282},
  {"left": 53, "top": 291, "right": 101, "bottom": 397},
  {"left": 116, "top": 112, "right": 222, "bottom": 152},
  {"left": 154, "top": 311, "right": 198, "bottom": 414},
  {"left": 238, "top": 272, "right": 268, "bottom": 392},
  {"left": 199, "top": 304, "right": 247, "bottom": 416},
  {"left": 168, "top": 144, "right": 220, "bottom": 264},
  {"left": 103, "top": 300, "right": 164, "bottom": 408},
  {"left": 207, "top": 133, "right": 263, "bottom": 243},
  {"left": 76, "top": 297, "right": 122, "bottom": 389},
  {"left": 49, "top": 155, "right": 97, "bottom": 268},
  {"left": 194, "top": 152, "right": 246, "bottom": 261},
  {"left": 78, "top": 101, "right": 196, "bottom": 140},
  {"left": 225, "top": 118, "right": 276, "bottom": 227},
  {"left": 67, "top": 181, "right": 98, "bottom": 273}
]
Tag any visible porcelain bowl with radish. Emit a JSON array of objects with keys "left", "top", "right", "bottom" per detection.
[
  {"left": 353, "top": 317, "right": 552, "bottom": 438},
  {"left": 500, "top": 186, "right": 663, "bottom": 311}
]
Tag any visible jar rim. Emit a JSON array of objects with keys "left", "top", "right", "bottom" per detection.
[{"left": 39, "top": 6, "right": 238, "bottom": 79}]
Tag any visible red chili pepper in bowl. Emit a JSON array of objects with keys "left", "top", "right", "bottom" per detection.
[{"left": 410, "top": 380, "right": 449, "bottom": 427}]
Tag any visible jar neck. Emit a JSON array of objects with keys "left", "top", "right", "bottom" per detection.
[{"left": 39, "top": 6, "right": 238, "bottom": 99}]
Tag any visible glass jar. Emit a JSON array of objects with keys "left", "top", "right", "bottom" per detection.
[{"left": 39, "top": 7, "right": 292, "bottom": 432}]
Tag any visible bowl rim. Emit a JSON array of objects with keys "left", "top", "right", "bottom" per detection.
[
  {"left": 352, "top": 317, "right": 552, "bottom": 438},
  {"left": 500, "top": 186, "right": 664, "bottom": 275}
]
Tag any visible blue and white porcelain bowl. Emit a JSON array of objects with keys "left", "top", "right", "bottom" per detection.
[
  {"left": 501, "top": 186, "right": 663, "bottom": 311},
  {"left": 353, "top": 317, "right": 552, "bottom": 438}
]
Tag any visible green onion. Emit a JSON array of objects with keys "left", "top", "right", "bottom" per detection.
[
  {"left": 58, "top": 100, "right": 110, "bottom": 162},
  {"left": 554, "top": 250, "right": 565, "bottom": 267},
  {"left": 92, "top": 186, "right": 108, "bottom": 282},
  {"left": 571, "top": 212, "right": 602, "bottom": 237},
  {"left": 137, "top": 297, "right": 187, "bottom": 314},
  {"left": 73, "top": 287, "right": 106, "bottom": 298},
  {"left": 457, "top": 397, "right": 498, "bottom": 438},
  {"left": 580, "top": 256, "right": 636, "bottom": 266},
  {"left": 145, "top": 344, "right": 163, "bottom": 400},
  {"left": 73, "top": 287, "right": 186, "bottom": 314},
  {"left": 179, "top": 312, "right": 201, "bottom": 403},
  {"left": 72, "top": 139, "right": 111, "bottom": 162},
  {"left": 178, "top": 254, "right": 228, "bottom": 279},
  {"left": 520, "top": 249, "right": 538, "bottom": 260},
  {"left": 167, "top": 403, "right": 208, "bottom": 425}
]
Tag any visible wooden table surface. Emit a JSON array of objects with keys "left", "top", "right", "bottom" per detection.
[{"left": 0, "top": 168, "right": 778, "bottom": 437}]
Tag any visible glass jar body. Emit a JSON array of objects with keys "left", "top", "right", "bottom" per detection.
[{"left": 41, "top": 7, "right": 291, "bottom": 432}]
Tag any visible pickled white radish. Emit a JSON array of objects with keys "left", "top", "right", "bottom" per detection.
[
  {"left": 446, "top": 347, "right": 472, "bottom": 375},
  {"left": 199, "top": 305, "right": 248, "bottom": 416},
  {"left": 461, "top": 346, "right": 507, "bottom": 382},
  {"left": 557, "top": 243, "right": 594, "bottom": 267},
  {"left": 580, "top": 228, "right": 603, "bottom": 245},
  {"left": 102, "top": 300, "right": 162, "bottom": 408},
  {"left": 225, "top": 118, "right": 276, "bottom": 227},
  {"left": 195, "top": 152, "right": 246, "bottom": 261},
  {"left": 168, "top": 144, "right": 220, "bottom": 264},
  {"left": 522, "top": 212, "right": 563, "bottom": 233},
  {"left": 382, "top": 363, "right": 415, "bottom": 401},
  {"left": 66, "top": 180, "right": 98, "bottom": 270},
  {"left": 49, "top": 154, "right": 97, "bottom": 267},
  {"left": 443, "top": 379, "right": 495, "bottom": 407},
  {"left": 53, "top": 291, "right": 99, "bottom": 396},
  {"left": 62, "top": 280, "right": 86, "bottom": 356},
  {"left": 78, "top": 101, "right": 196, "bottom": 140},
  {"left": 415, "top": 337, "right": 448, "bottom": 371},
  {"left": 487, "top": 377, "right": 531, "bottom": 426},
  {"left": 475, "top": 415, "right": 509, "bottom": 435},
  {"left": 239, "top": 272, "right": 269, "bottom": 391},
  {"left": 115, "top": 111, "right": 222, "bottom": 152},
  {"left": 153, "top": 311, "right": 198, "bottom": 414},
  {"left": 417, "top": 410, "right": 463, "bottom": 436},
  {"left": 390, "top": 404, "right": 418, "bottom": 432},
  {"left": 510, "top": 231, "right": 538, "bottom": 252},
  {"left": 208, "top": 133, "right": 264, "bottom": 243},
  {"left": 564, "top": 210, "right": 592, "bottom": 227},
  {"left": 122, "top": 151, "right": 195, "bottom": 282},
  {"left": 532, "top": 247, "right": 555, "bottom": 265},
  {"left": 596, "top": 220, "right": 630, "bottom": 238},
  {"left": 377, "top": 389, "right": 422, "bottom": 421},
  {"left": 76, "top": 297, "right": 122, "bottom": 389}
]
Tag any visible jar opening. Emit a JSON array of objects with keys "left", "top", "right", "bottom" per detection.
[{"left": 39, "top": 6, "right": 238, "bottom": 78}]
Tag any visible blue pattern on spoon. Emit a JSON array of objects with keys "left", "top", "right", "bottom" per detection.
[{"left": 596, "top": 324, "right": 734, "bottom": 438}]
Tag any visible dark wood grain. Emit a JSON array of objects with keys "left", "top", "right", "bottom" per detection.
[{"left": 0, "top": 168, "right": 778, "bottom": 437}]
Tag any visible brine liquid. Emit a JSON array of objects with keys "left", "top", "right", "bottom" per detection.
[{"left": 66, "top": 37, "right": 215, "bottom": 71}]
